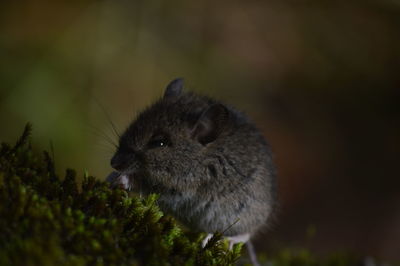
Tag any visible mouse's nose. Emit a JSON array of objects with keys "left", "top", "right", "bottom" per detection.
[{"left": 111, "top": 153, "right": 131, "bottom": 171}]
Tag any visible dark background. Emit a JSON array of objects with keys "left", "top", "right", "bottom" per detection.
[{"left": 1, "top": 0, "right": 399, "bottom": 262}]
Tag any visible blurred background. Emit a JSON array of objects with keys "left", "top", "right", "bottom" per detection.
[{"left": 1, "top": 0, "right": 399, "bottom": 262}]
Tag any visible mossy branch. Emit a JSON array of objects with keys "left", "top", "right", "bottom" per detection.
[{"left": 0, "top": 124, "right": 242, "bottom": 266}]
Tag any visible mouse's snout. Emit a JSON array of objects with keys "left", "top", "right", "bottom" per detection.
[{"left": 111, "top": 152, "right": 134, "bottom": 172}]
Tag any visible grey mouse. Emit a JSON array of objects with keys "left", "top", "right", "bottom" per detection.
[{"left": 107, "top": 78, "right": 277, "bottom": 265}]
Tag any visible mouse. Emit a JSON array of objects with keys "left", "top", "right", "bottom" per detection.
[{"left": 107, "top": 78, "right": 277, "bottom": 265}]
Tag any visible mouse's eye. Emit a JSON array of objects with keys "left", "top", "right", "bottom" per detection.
[{"left": 147, "top": 136, "right": 170, "bottom": 149}]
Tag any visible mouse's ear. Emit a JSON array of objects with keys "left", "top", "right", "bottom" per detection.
[
  {"left": 191, "top": 104, "right": 230, "bottom": 145},
  {"left": 164, "top": 78, "right": 184, "bottom": 99}
]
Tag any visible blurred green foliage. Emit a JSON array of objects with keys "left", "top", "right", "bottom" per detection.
[{"left": 1, "top": 0, "right": 399, "bottom": 179}]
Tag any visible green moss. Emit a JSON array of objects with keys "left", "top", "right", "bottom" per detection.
[{"left": 0, "top": 124, "right": 241, "bottom": 266}]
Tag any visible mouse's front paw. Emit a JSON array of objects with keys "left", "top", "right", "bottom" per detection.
[{"left": 106, "top": 171, "right": 131, "bottom": 190}]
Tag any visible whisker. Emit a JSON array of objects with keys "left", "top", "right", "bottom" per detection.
[
  {"left": 93, "top": 141, "right": 116, "bottom": 154},
  {"left": 93, "top": 97, "right": 121, "bottom": 139},
  {"left": 86, "top": 123, "right": 118, "bottom": 148}
]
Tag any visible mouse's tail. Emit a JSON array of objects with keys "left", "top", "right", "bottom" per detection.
[{"left": 246, "top": 240, "right": 261, "bottom": 266}]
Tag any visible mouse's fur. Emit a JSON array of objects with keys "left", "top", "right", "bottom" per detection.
[{"left": 109, "top": 78, "right": 277, "bottom": 237}]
